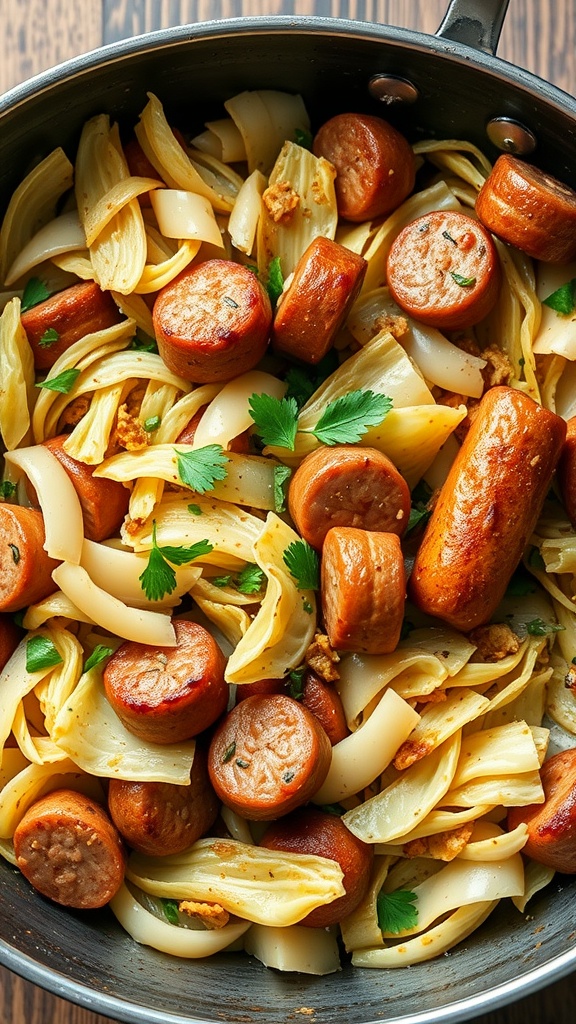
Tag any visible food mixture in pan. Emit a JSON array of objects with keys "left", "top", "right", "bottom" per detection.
[{"left": 1, "top": 89, "right": 576, "bottom": 973}]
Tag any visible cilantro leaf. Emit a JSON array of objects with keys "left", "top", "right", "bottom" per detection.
[
  {"left": 38, "top": 327, "right": 59, "bottom": 349},
  {"left": 266, "top": 256, "right": 284, "bottom": 305},
  {"left": 158, "top": 539, "right": 214, "bottom": 566},
  {"left": 288, "top": 666, "right": 306, "bottom": 700},
  {"left": 83, "top": 645, "right": 113, "bottom": 673},
  {"left": 236, "top": 563, "right": 266, "bottom": 595},
  {"left": 35, "top": 368, "right": 81, "bottom": 394},
  {"left": 406, "top": 505, "right": 431, "bottom": 534},
  {"left": 130, "top": 330, "right": 158, "bottom": 353},
  {"left": 294, "top": 127, "right": 313, "bottom": 150},
  {"left": 542, "top": 278, "right": 576, "bottom": 316},
  {"left": 284, "top": 349, "right": 339, "bottom": 409},
  {"left": 175, "top": 444, "right": 229, "bottom": 493},
  {"left": 143, "top": 415, "right": 161, "bottom": 432},
  {"left": 283, "top": 539, "right": 320, "bottom": 590},
  {"left": 506, "top": 568, "right": 537, "bottom": 598},
  {"left": 161, "top": 898, "right": 181, "bottom": 925},
  {"left": 273, "top": 464, "right": 292, "bottom": 512},
  {"left": 525, "top": 618, "right": 565, "bottom": 637},
  {"left": 139, "top": 521, "right": 213, "bottom": 601},
  {"left": 310, "top": 390, "right": 392, "bottom": 445},
  {"left": 212, "top": 575, "right": 232, "bottom": 588},
  {"left": 26, "top": 635, "right": 63, "bottom": 673},
  {"left": 249, "top": 393, "right": 299, "bottom": 450},
  {"left": 377, "top": 889, "right": 419, "bottom": 935},
  {"left": 21, "top": 277, "right": 52, "bottom": 312},
  {"left": 321, "top": 803, "right": 346, "bottom": 816},
  {"left": 0, "top": 480, "right": 16, "bottom": 500},
  {"left": 450, "top": 272, "right": 476, "bottom": 287},
  {"left": 187, "top": 504, "right": 203, "bottom": 516}
]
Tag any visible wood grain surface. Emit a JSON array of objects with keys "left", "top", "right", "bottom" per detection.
[{"left": 1, "top": 1, "right": 575, "bottom": 1022}]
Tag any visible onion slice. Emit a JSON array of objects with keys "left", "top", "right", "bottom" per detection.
[
  {"left": 150, "top": 189, "right": 224, "bottom": 247},
  {"left": 4, "top": 445, "right": 84, "bottom": 564},
  {"left": 5, "top": 211, "right": 85, "bottom": 286}
]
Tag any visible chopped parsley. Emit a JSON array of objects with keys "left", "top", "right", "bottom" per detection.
[
  {"left": 139, "top": 520, "right": 213, "bottom": 602},
  {"left": 542, "top": 278, "right": 576, "bottom": 316},
  {"left": 273, "top": 464, "right": 292, "bottom": 512},
  {"left": 35, "top": 367, "right": 81, "bottom": 394},
  {"left": 210, "top": 564, "right": 265, "bottom": 595},
  {"left": 38, "top": 327, "right": 60, "bottom": 349},
  {"left": 525, "top": 618, "right": 564, "bottom": 637},
  {"left": 20, "top": 277, "right": 52, "bottom": 312},
  {"left": 130, "top": 330, "right": 158, "bottom": 353},
  {"left": 294, "top": 127, "right": 313, "bottom": 150},
  {"left": 283, "top": 539, "right": 320, "bottom": 591},
  {"left": 26, "top": 635, "right": 63, "bottom": 673},
  {"left": 450, "top": 271, "right": 476, "bottom": 287},
  {"left": 377, "top": 889, "right": 419, "bottom": 935},
  {"left": 0, "top": 481, "right": 16, "bottom": 500},
  {"left": 161, "top": 899, "right": 181, "bottom": 925},
  {"left": 143, "top": 415, "right": 161, "bottom": 432},
  {"left": 83, "top": 645, "right": 114, "bottom": 673},
  {"left": 175, "top": 444, "right": 229, "bottom": 493},
  {"left": 249, "top": 389, "right": 391, "bottom": 450},
  {"left": 266, "top": 256, "right": 284, "bottom": 305}
]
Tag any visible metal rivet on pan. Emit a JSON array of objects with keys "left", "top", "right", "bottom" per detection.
[
  {"left": 368, "top": 74, "right": 420, "bottom": 105},
  {"left": 486, "top": 117, "right": 537, "bottom": 155}
]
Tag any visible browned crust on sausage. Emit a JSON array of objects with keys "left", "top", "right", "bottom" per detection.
[
  {"left": 321, "top": 527, "right": 406, "bottom": 654},
  {"left": 409, "top": 386, "right": 567, "bottom": 631},
  {"left": 260, "top": 806, "right": 372, "bottom": 926},
  {"left": 0, "top": 504, "right": 60, "bottom": 612},
  {"left": 288, "top": 445, "right": 411, "bottom": 550},
  {"left": 107, "top": 745, "right": 219, "bottom": 856},
  {"left": 207, "top": 693, "right": 332, "bottom": 820},
  {"left": 313, "top": 113, "right": 415, "bottom": 222},
  {"left": 386, "top": 210, "right": 501, "bottom": 330},
  {"left": 21, "top": 282, "right": 123, "bottom": 370},
  {"left": 301, "top": 671, "right": 349, "bottom": 746},
  {"left": 13, "top": 788, "right": 126, "bottom": 908},
  {"left": 271, "top": 236, "right": 366, "bottom": 364},
  {"left": 476, "top": 154, "right": 576, "bottom": 263},
  {"left": 103, "top": 619, "right": 228, "bottom": 744},
  {"left": 42, "top": 435, "right": 129, "bottom": 542},
  {"left": 557, "top": 416, "right": 576, "bottom": 528},
  {"left": 508, "top": 749, "right": 576, "bottom": 873},
  {"left": 153, "top": 259, "right": 272, "bottom": 383}
]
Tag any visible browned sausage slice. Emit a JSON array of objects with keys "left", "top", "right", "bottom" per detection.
[
  {"left": 508, "top": 748, "right": 576, "bottom": 873},
  {"left": 386, "top": 210, "right": 501, "bottom": 330},
  {"left": 207, "top": 693, "right": 331, "bottom": 820},
  {"left": 42, "top": 435, "right": 129, "bottom": 542},
  {"left": 259, "top": 806, "right": 372, "bottom": 926},
  {"left": 13, "top": 788, "right": 125, "bottom": 908},
  {"left": 301, "top": 671, "right": 349, "bottom": 746},
  {"left": 0, "top": 504, "right": 60, "bottom": 613},
  {"left": 107, "top": 744, "right": 219, "bottom": 856},
  {"left": 21, "top": 281, "right": 123, "bottom": 370},
  {"left": 313, "top": 112, "right": 416, "bottom": 222},
  {"left": 271, "top": 236, "right": 366, "bottom": 365},
  {"left": 409, "top": 386, "right": 566, "bottom": 632},
  {"left": 476, "top": 154, "right": 576, "bottom": 263},
  {"left": 321, "top": 527, "right": 406, "bottom": 654},
  {"left": 557, "top": 415, "right": 576, "bottom": 527},
  {"left": 288, "top": 445, "right": 410, "bottom": 550},
  {"left": 234, "top": 677, "right": 285, "bottom": 702},
  {"left": 153, "top": 259, "right": 272, "bottom": 383},
  {"left": 103, "top": 619, "right": 228, "bottom": 744}
]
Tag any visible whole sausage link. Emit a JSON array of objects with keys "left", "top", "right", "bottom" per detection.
[{"left": 508, "top": 748, "right": 576, "bottom": 873}]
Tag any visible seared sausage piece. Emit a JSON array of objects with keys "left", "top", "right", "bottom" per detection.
[
  {"left": 301, "top": 671, "right": 349, "bottom": 746},
  {"left": 153, "top": 259, "right": 272, "bottom": 383},
  {"left": 42, "top": 435, "right": 129, "bottom": 542},
  {"left": 0, "top": 613, "right": 22, "bottom": 671},
  {"left": 508, "top": 749, "right": 576, "bottom": 873},
  {"left": 557, "top": 416, "right": 576, "bottom": 528},
  {"left": 288, "top": 445, "right": 410, "bottom": 550},
  {"left": 409, "top": 386, "right": 566, "bottom": 632},
  {"left": 476, "top": 154, "right": 576, "bottom": 263},
  {"left": 0, "top": 504, "right": 59, "bottom": 612},
  {"left": 207, "top": 693, "right": 331, "bottom": 821},
  {"left": 386, "top": 210, "right": 501, "bottom": 330},
  {"left": 107, "top": 745, "right": 219, "bottom": 856},
  {"left": 271, "top": 236, "right": 366, "bottom": 365},
  {"left": 13, "top": 788, "right": 125, "bottom": 908},
  {"left": 235, "top": 677, "right": 285, "bottom": 702},
  {"left": 321, "top": 527, "right": 405, "bottom": 654},
  {"left": 21, "top": 281, "right": 122, "bottom": 371},
  {"left": 260, "top": 807, "right": 372, "bottom": 926},
  {"left": 313, "top": 112, "right": 415, "bottom": 222},
  {"left": 103, "top": 619, "right": 228, "bottom": 744}
]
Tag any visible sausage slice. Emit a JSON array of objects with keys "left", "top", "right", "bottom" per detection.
[
  {"left": 321, "top": 527, "right": 406, "bottom": 654},
  {"left": 508, "top": 748, "right": 576, "bottom": 873},
  {"left": 103, "top": 619, "right": 228, "bottom": 744},
  {"left": 260, "top": 806, "right": 372, "bottom": 926},
  {"left": 0, "top": 504, "right": 60, "bottom": 613},
  {"left": 42, "top": 435, "right": 129, "bottom": 542},
  {"left": 153, "top": 259, "right": 272, "bottom": 383},
  {"left": 409, "top": 386, "right": 566, "bottom": 631},
  {"left": 271, "top": 236, "right": 366, "bottom": 365},
  {"left": 288, "top": 445, "right": 410, "bottom": 550},
  {"left": 0, "top": 613, "right": 22, "bottom": 671},
  {"left": 13, "top": 788, "right": 125, "bottom": 908},
  {"left": 313, "top": 112, "right": 415, "bottom": 222},
  {"left": 301, "top": 671, "right": 349, "bottom": 746},
  {"left": 557, "top": 415, "right": 576, "bottom": 528},
  {"left": 386, "top": 210, "right": 501, "bottom": 330},
  {"left": 207, "top": 693, "right": 332, "bottom": 820},
  {"left": 21, "top": 281, "right": 123, "bottom": 370},
  {"left": 476, "top": 154, "right": 576, "bottom": 263}
]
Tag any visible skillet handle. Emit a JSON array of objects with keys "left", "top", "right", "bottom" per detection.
[{"left": 436, "top": 0, "right": 510, "bottom": 55}]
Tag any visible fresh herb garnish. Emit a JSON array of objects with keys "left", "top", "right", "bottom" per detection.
[
  {"left": 506, "top": 568, "right": 537, "bottom": 597},
  {"left": 222, "top": 741, "right": 236, "bottom": 763},
  {"left": 139, "top": 520, "right": 213, "bottom": 602},
  {"left": 442, "top": 230, "right": 457, "bottom": 245},
  {"left": 212, "top": 575, "right": 232, "bottom": 588},
  {"left": 38, "top": 327, "right": 59, "bottom": 349},
  {"left": 187, "top": 503, "right": 203, "bottom": 516},
  {"left": 273, "top": 464, "right": 292, "bottom": 512},
  {"left": 266, "top": 256, "right": 284, "bottom": 305},
  {"left": 161, "top": 899, "right": 181, "bottom": 925},
  {"left": 143, "top": 415, "right": 161, "bottom": 432},
  {"left": 9, "top": 544, "right": 20, "bottom": 564},
  {"left": 175, "top": 444, "right": 229, "bottom": 493},
  {"left": 35, "top": 368, "right": 81, "bottom": 394},
  {"left": 525, "top": 618, "right": 565, "bottom": 637},
  {"left": 222, "top": 295, "right": 239, "bottom": 309},
  {"left": 528, "top": 547, "right": 546, "bottom": 571},
  {"left": 321, "top": 803, "right": 346, "bottom": 817},
  {"left": 236, "top": 758, "right": 250, "bottom": 769},
  {"left": 282, "top": 769, "right": 295, "bottom": 783},
  {"left": 450, "top": 272, "right": 476, "bottom": 287},
  {"left": 400, "top": 619, "right": 415, "bottom": 641},
  {"left": 542, "top": 278, "right": 576, "bottom": 316},
  {"left": 288, "top": 667, "right": 306, "bottom": 700},
  {"left": 283, "top": 539, "right": 320, "bottom": 590},
  {"left": 377, "top": 889, "right": 419, "bottom": 935},
  {"left": 26, "top": 635, "right": 63, "bottom": 673},
  {"left": 302, "top": 599, "right": 313, "bottom": 613},
  {"left": 249, "top": 389, "right": 391, "bottom": 450},
  {"left": 210, "top": 564, "right": 265, "bottom": 595},
  {"left": 0, "top": 480, "right": 16, "bottom": 500},
  {"left": 83, "top": 645, "right": 114, "bottom": 673},
  {"left": 21, "top": 277, "right": 52, "bottom": 312},
  {"left": 130, "top": 330, "right": 158, "bottom": 353},
  {"left": 283, "top": 351, "right": 340, "bottom": 409},
  {"left": 294, "top": 127, "right": 313, "bottom": 150},
  {"left": 407, "top": 505, "right": 431, "bottom": 534}
]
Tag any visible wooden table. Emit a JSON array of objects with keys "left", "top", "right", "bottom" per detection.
[{"left": 1, "top": 1, "right": 576, "bottom": 1022}]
